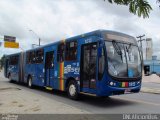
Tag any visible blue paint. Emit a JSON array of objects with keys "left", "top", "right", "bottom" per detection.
[
  {"left": 4, "top": 30, "right": 142, "bottom": 97},
  {"left": 128, "top": 69, "right": 134, "bottom": 77}
]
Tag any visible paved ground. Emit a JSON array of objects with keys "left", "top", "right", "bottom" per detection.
[
  {"left": 0, "top": 71, "right": 89, "bottom": 114},
  {"left": 142, "top": 74, "right": 160, "bottom": 84},
  {"left": 141, "top": 74, "right": 160, "bottom": 94},
  {"left": 0, "top": 70, "right": 160, "bottom": 114}
]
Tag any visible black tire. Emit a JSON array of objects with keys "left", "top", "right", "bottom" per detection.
[
  {"left": 28, "top": 76, "right": 33, "bottom": 88},
  {"left": 8, "top": 74, "right": 12, "bottom": 83},
  {"left": 67, "top": 80, "right": 79, "bottom": 100}
]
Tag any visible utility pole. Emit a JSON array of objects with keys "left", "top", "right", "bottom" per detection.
[
  {"left": 39, "top": 38, "right": 41, "bottom": 46},
  {"left": 137, "top": 34, "right": 145, "bottom": 60},
  {"left": 29, "top": 29, "right": 41, "bottom": 47},
  {"left": 137, "top": 35, "right": 145, "bottom": 75}
]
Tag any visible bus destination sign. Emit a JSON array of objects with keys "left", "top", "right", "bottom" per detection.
[{"left": 4, "top": 35, "right": 16, "bottom": 42}]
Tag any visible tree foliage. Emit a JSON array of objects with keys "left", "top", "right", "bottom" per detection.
[{"left": 105, "top": 0, "right": 155, "bottom": 18}]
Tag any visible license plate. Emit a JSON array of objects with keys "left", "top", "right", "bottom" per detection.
[{"left": 125, "top": 88, "right": 131, "bottom": 93}]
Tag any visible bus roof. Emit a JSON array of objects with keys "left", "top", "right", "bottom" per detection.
[
  {"left": 26, "top": 29, "right": 136, "bottom": 52},
  {"left": 4, "top": 52, "right": 21, "bottom": 58},
  {"left": 26, "top": 29, "right": 102, "bottom": 52},
  {"left": 5, "top": 29, "right": 136, "bottom": 55}
]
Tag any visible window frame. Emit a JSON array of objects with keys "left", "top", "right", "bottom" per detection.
[
  {"left": 57, "top": 42, "right": 65, "bottom": 62},
  {"left": 98, "top": 45, "right": 106, "bottom": 80},
  {"left": 26, "top": 51, "right": 36, "bottom": 64},
  {"left": 65, "top": 40, "right": 78, "bottom": 61},
  {"left": 35, "top": 49, "right": 44, "bottom": 64},
  {"left": 9, "top": 55, "right": 19, "bottom": 65}
]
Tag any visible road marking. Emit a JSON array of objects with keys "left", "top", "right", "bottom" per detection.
[{"left": 113, "top": 96, "right": 160, "bottom": 106}]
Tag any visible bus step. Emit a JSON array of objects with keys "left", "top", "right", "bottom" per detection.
[
  {"left": 80, "top": 92, "right": 96, "bottom": 97},
  {"left": 45, "top": 86, "right": 53, "bottom": 91}
]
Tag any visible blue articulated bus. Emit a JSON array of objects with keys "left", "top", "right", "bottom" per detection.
[{"left": 4, "top": 30, "right": 142, "bottom": 99}]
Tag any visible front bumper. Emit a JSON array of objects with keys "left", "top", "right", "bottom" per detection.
[{"left": 96, "top": 81, "right": 141, "bottom": 97}]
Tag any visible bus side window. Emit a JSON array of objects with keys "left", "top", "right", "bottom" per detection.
[
  {"left": 65, "top": 41, "right": 77, "bottom": 61},
  {"left": 98, "top": 47, "right": 105, "bottom": 80},
  {"left": 26, "top": 52, "right": 31, "bottom": 64},
  {"left": 14, "top": 56, "right": 18, "bottom": 65},
  {"left": 10, "top": 55, "right": 18, "bottom": 65},
  {"left": 57, "top": 43, "right": 65, "bottom": 62},
  {"left": 36, "top": 49, "right": 44, "bottom": 64},
  {"left": 26, "top": 51, "right": 35, "bottom": 64},
  {"left": 31, "top": 51, "right": 36, "bottom": 64},
  {"left": 10, "top": 56, "right": 13, "bottom": 65}
]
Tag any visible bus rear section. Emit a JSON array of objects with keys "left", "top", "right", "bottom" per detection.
[
  {"left": 4, "top": 53, "right": 24, "bottom": 83},
  {"left": 4, "top": 55, "right": 9, "bottom": 78}
]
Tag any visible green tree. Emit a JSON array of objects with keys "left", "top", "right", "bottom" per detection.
[{"left": 105, "top": 0, "right": 160, "bottom": 18}]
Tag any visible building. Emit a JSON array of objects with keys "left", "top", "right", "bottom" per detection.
[
  {"left": 145, "top": 38, "right": 153, "bottom": 60},
  {"left": 143, "top": 55, "right": 160, "bottom": 76}
]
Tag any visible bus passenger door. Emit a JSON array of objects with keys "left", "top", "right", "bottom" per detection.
[
  {"left": 80, "top": 43, "right": 97, "bottom": 92},
  {"left": 45, "top": 51, "right": 54, "bottom": 87}
]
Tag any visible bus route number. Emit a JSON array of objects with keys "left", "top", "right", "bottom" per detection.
[
  {"left": 129, "top": 82, "right": 136, "bottom": 87},
  {"left": 85, "top": 38, "right": 92, "bottom": 43}
]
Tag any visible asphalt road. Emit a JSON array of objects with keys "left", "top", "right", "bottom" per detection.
[
  {"left": 22, "top": 86, "right": 160, "bottom": 114},
  {"left": 0, "top": 70, "right": 160, "bottom": 114}
]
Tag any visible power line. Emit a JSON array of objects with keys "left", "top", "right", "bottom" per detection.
[{"left": 29, "top": 29, "right": 41, "bottom": 47}]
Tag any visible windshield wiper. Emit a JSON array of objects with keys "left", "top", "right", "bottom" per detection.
[
  {"left": 125, "top": 44, "right": 133, "bottom": 61},
  {"left": 112, "top": 41, "right": 122, "bottom": 55},
  {"left": 126, "top": 43, "right": 132, "bottom": 52}
]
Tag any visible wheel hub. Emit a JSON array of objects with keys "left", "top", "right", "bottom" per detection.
[
  {"left": 69, "top": 84, "right": 76, "bottom": 96},
  {"left": 29, "top": 79, "right": 32, "bottom": 87}
]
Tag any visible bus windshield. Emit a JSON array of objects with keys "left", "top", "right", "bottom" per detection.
[{"left": 105, "top": 41, "right": 141, "bottom": 78}]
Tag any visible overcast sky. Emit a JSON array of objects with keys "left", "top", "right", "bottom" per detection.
[{"left": 0, "top": 0, "right": 160, "bottom": 59}]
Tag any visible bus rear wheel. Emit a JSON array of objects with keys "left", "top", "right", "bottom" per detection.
[
  {"left": 67, "top": 80, "right": 78, "bottom": 100},
  {"left": 8, "top": 74, "right": 12, "bottom": 82},
  {"left": 28, "top": 77, "right": 33, "bottom": 88}
]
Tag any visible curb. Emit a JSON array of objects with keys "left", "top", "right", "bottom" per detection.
[
  {"left": 141, "top": 87, "right": 160, "bottom": 94},
  {"left": 142, "top": 81, "right": 160, "bottom": 84}
]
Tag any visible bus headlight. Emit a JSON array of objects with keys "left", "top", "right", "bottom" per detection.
[
  {"left": 110, "top": 82, "right": 114, "bottom": 86},
  {"left": 109, "top": 81, "right": 116, "bottom": 86}
]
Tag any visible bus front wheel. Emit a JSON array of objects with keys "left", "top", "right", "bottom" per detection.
[{"left": 67, "top": 80, "right": 78, "bottom": 100}]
